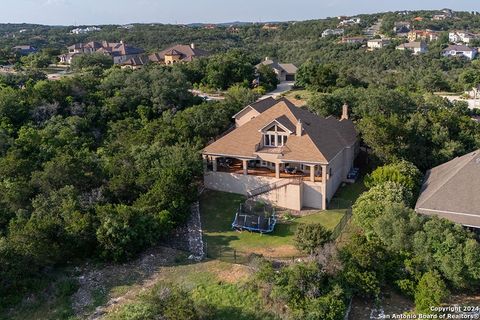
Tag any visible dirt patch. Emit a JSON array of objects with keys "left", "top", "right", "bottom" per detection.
[
  {"left": 349, "top": 288, "right": 414, "bottom": 320},
  {"left": 216, "top": 264, "right": 253, "bottom": 283},
  {"left": 72, "top": 246, "right": 183, "bottom": 319}
]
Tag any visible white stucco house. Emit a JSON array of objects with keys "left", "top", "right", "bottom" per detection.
[
  {"left": 396, "top": 41, "right": 428, "bottom": 54},
  {"left": 443, "top": 45, "right": 477, "bottom": 60},
  {"left": 202, "top": 98, "right": 358, "bottom": 211}
]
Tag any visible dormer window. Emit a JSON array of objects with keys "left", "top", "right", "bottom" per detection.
[{"left": 264, "top": 124, "right": 288, "bottom": 147}]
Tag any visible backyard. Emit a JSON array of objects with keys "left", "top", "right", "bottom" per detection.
[{"left": 200, "top": 179, "right": 365, "bottom": 260}]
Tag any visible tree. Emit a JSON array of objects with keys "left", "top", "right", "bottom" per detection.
[
  {"left": 294, "top": 223, "right": 332, "bottom": 254},
  {"left": 414, "top": 271, "right": 449, "bottom": 314},
  {"left": 364, "top": 160, "right": 423, "bottom": 194},
  {"left": 70, "top": 53, "right": 114, "bottom": 71},
  {"left": 257, "top": 64, "right": 279, "bottom": 91},
  {"left": 296, "top": 61, "right": 338, "bottom": 92},
  {"left": 352, "top": 182, "right": 413, "bottom": 232}
]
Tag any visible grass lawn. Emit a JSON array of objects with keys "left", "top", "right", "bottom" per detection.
[{"left": 200, "top": 190, "right": 346, "bottom": 259}]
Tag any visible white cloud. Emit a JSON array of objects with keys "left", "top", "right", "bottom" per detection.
[{"left": 43, "top": 0, "right": 69, "bottom": 6}]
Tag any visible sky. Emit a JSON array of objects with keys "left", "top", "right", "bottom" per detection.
[{"left": 1, "top": 0, "right": 480, "bottom": 26}]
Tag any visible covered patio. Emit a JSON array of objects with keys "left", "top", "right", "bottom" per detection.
[{"left": 206, "top": 157, "right": 323, "bottom": 183}]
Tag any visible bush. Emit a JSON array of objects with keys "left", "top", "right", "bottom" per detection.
[
  {"left": 414, "top": 271, "right": 449, "bottom": 314},
  {"left": 364, "top": 160, "right": 422, "bottom": 194},
  {"left": 294, "top": 223, "right": 332, "bottom": 254}
]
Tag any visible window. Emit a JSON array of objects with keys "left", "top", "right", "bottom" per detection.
[{"left": 262, "top": 123, "right": 289, "bottom": 147}]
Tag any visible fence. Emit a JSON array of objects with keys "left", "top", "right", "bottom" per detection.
[{"left": 203, "top": 244, "right": 304, "bottom": 265}]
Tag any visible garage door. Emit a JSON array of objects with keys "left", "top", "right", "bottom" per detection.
[{"left": 285, "top": 74, "right": 295, "bottom": 81}]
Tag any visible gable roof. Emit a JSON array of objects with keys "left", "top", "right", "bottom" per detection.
[
  {"left": 256, "top": 60, "right": 298, "bottom": 74},
  {"left": 151, "top": 44, "right": 209, "bottom": 62},
  {"left": 444, "top": 44, "right": 474, "bottom": 52},
  {"left": 232, "top": 97, "right": 277, "bottom": 119},
  {"left": 204, "top": 98, "right": 357, "bottom": 163},
  {"left": 415, "top": 150, "right": 480, "bottom": 227}
]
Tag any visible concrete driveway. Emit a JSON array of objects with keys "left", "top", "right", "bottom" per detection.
[{"left": 261, "top": 81, "right": 295, "bottom": 99}]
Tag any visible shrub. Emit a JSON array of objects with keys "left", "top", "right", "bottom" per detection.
[
  {"left": 364, "top": 160, "right": 422, "bottom": 194},
  {"left": 414, "top": 271, "right": 449, "bottom": 314},
  {"left": 294, "top": 223, "right": 332, "bottom": 254}
]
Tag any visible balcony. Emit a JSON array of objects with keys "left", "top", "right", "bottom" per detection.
[{"left": 213, "top": 158, "right": 322, "bottom": 182}]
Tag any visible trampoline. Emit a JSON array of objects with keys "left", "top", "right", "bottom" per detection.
[{"left": 232, "top": 200, "right": 277, "bottom": 233}]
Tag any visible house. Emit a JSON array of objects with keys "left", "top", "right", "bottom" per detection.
[
  {"left": 367, "top": 38, "right": 390, "bottom": 50},
  {"left": 338, "top": 18, "right": 361, "bottom": 27},
  {"left": 393, "top": 21, "right": 411, "bottom": 34},
  {"left": 408, "top": 29, "right": 440, "bottom": 42},
  {"left": 255, "top": 58, "right": 298, "bottom": 82},
  {"left": 415, "top": 150, "right": 480, "bottom": 230},
  {"left": 396, "top": 41, "right": 428, "bottom": 54},
  {"left": 59, "top": 41, "right": 144, "bottom": 65},
  {"left": 70, "top": 26, "right": 101, "bottom": 34},
  {"left": 413, "top": 17, "right": 424, "bottom": 22},
  {"left": 12, "top": 45, "right": 37, "bottom": 55},
  {"left": 121, "top": 56, "right": 149, "bottom": 70},
  {"left": 432, "top": 14, "right": 448, "bottom": 21},
  {"left": 449, "top": 31, "right": 478, "bottom": 44},
  {"left": 148, "top": 44, "right": 209, "bottom": 65},
  {"left": 443, "top": 45, "right": 477, "bottom": 60},
  {"left": 262, "top": 23, "right": 280, "bottom": 31},
  {"left": 203, "top": 98, "right": 358, "bottom": 211},
  {"left": 341, "top": 36, "right": 366, "bottom": 44},
  {"left": 322, "top": 29, "right": 344, "bottom": 38}
]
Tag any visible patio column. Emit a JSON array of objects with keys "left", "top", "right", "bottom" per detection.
[
  {"left": 275, "top": 162, "right": 280, "bottom": 179},
  {"left": 309, "top": 165, "right": 315, "bottom": 182},
  {"left": 321, "top": 164, "right": 328, "bottom": 210},
  {"left": 242, "top": 159, "right": 248, "bottom": 175},
  {"left": 212, "top": 156, "right": 218, "bottom": 172},
  {"left": 202, "top": 155, "right": 208, "bottom": 172}
]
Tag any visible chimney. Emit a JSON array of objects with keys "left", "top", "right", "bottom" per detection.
[
  {"left": 296, "top": 119, "right": 303, "bottom": 136},
  {"left": 265, "top": 56, "right": 269, "bottom": 61},
  {"left": 190, "top": 43, "right": 195, "bottom": 49},
  {"left": 341, "top": 103, "right": 349, "bottom": 120}
]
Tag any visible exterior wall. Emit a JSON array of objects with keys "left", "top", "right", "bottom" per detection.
[
  {"left": 204, "top": 171, "right": 324, "bottom": 210},
  {"left": 235, "top": 108, "right": 260, "bottom": 127},
  {"left": 325, "top": 142, "right": 356, "bottom": 202},
  {"left": 303, "top": 182, "right": 324, "bottom": 209}
]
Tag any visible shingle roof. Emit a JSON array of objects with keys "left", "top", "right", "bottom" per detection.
[
  {"left": 249, "top": 97, "right": 277, "bottom": 113},
  {"left": 204, "top": 98, "right": 357, "bottom": 163},
  {"left": 256, "top": 60, "right": 298, "bottom": 75},
  {"left": 415, "top": 149, "right": 480, "bottom": 227},
  {"left": 151, "top": 44, "right": 209, "bottom": 62},
  {"left": 444, "top": 44, "right": 474, "bottom": 52}
]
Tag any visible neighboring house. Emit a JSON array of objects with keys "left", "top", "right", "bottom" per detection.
[
  {"left": 59, "top": 41, "right": 144, "bottom": 64},
  {"left": 202, "top": 98, "right": 358, "bottom": 211},
  {"left": 432, "top": 14, "right": 448, "bottom": 21},
  {"left": 121, "top": 56, "right": 149, "bottom": 69},
  {"left": 393, "top": 21, "right": 411, "bottom": 34},
  {"left": 341, "top": 36, "right": 366, "bottom": 44},
  {"left": 322, "top": 29, "right": 344, "bottom": 38},
  {"left": 367, "top": 39, "right": 390, "bottom": 50},
  {"left": 338, "top": 18, "right": 361, "bottom": 27},
  {"left": 12, "top": 45, "right": 37, "bottom": 55},
  {"left": 449, "top": 31, "right": 478, "bottom": 44},
  {"left": 262, "top": 23, "right": 280, "bottom": 30},
  {"left": 443, "top": 45, "right": 477, "bottom": 60},
  {"left": 70, "top": 27, "right": 101, "bottom": 34},
  {"left": 255, "top": 58, "right": 298, "bottom": 82},
  {"left": 408, "top": 29, "right": 440, "bottom": 42},
  {"left": 415, "top": 149, "right": 480, "bottom": 230},
  {"left": 148, "top": 44, "right": 209, "bottom": 65},
  {"left": 396, "top": 41, "right": 428, "bottom": 54}
]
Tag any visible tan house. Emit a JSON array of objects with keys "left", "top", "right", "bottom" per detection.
[
  {"left": 407, "top": 30, "right": 440, "bottom": 42},
  {"left": 255, "top": 58, "right": 298, "bottom": 82},
  {"left": 415, "top": 150, "right": 480, "bottom": 230},
  {"left": 149, "top": 43, "right": 209, "bottom": 65},
  {"left": 203, "top": 98, "right": 358, "bottom": 211},
  {"left": 396, "top": 41, "right": 428, "bottom": 54}
]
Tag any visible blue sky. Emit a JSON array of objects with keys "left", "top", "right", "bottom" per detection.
[{"left": 3, "top": 0, "right": 480, "bottom": 25}]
